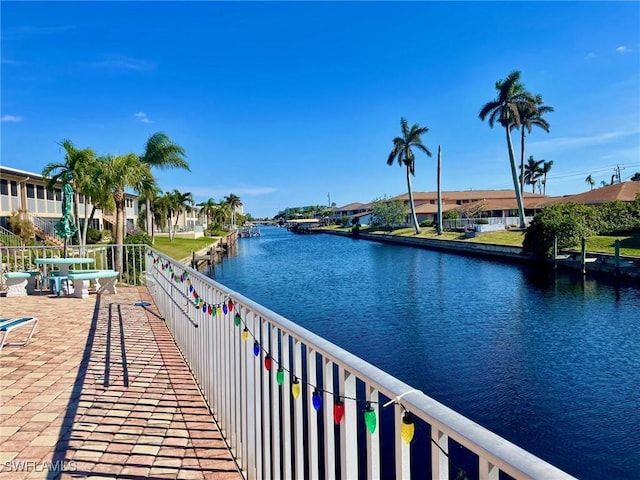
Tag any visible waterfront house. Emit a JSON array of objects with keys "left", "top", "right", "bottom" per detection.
[{"left": 0, "top": 166, "right": 139, "bottom": 242}]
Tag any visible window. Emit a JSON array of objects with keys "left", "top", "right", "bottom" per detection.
[
  {"left": 55, "top": 188, "right": 62, "bottom": 201},
  {"left": 47, "top": 189, "right": 55, "bottom": 200},
  {"left": 37, "top": 185, "right": 45, "bottom": 200},
  {"left": 10, "top": 181, "right": 17, "bottom": 196},
  {"left": 26, "top": 184, "right": 35, "bottom": 198},
  {"left": 0, "top": 179, "right": 7, "bottom": 195}
]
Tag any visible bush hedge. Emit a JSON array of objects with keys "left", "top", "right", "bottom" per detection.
[{"left": 523, "top": 195, "right": 640, "bottom": 258}]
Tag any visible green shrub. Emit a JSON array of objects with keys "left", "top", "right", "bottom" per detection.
[
  {"left": 523, "top": 203, "right": 593, "bottom": 258},
  {"left": 87, "top": 228, "right": 103, "bottom": 244},
  {"left": 125, "top": 232, "right": 152, "bottom": 246},
  {"left": 419, "top": 220, "right": 434, "bottom": 227}
]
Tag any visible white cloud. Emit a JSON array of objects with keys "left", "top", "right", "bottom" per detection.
[
  {"left": 183, "top": 186, "right": 278, "bottom": 199},
  {"left": 85, "top": 54, "right": 155, "bottom": 73},
  {"left": 1, "top": 115, "right": 23, "bottom": 123},
  {"left": 134, "top": 112, "right": 152, "bottom": 123},
  {"left": 585, "top": 52, "right": 597, "bottom": 59},
  {"left": 616, "top": 45, "right": 632, "bottom": 53},
  {"left": 529, "top": 129, "right": 640, "bottom": 150}
]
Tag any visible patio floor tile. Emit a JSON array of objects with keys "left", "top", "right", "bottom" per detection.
[{"left": 1, "top": 287, "right": 242, "bottom": 480}]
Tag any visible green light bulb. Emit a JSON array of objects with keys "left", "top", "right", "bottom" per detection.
[{"left": 364, "top": 402, "right": 376, "bottom": 434}]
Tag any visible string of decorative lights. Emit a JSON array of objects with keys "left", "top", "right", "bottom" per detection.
[{"left": 149, "top": 250, "right": 480, "bottom": 476}]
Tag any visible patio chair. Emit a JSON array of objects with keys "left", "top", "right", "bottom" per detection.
[{"left": 0, "top": 317, "right": 38, "bottom": 352}]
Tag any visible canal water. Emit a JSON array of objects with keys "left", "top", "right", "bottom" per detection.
[{"left": 212, "top": 226, "right": 639, "bottom": 480}]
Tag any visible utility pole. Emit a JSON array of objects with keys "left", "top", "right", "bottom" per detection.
[
  {"left": 437, "top": 145, "right": 443, "bottom": 235},
  {"left": 328, "top": 192, "right": 331, "bottom": 207}
]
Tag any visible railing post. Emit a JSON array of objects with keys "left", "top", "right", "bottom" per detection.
[
  {"left": 260, "top": 319, "right": 272, "bottom": 480},
  {"left": 367, "top": 387, "right": 380, "bottom": 479},
  {"left": 322, "top": 358, "right": 336, "bottom": 478},
  {"left": 432, "top": 428, "right": 449, "bottom": 480},
  {"left": 395, "top": 402, "right": 409, "bottom": 480},
  {"left": 293, "top": 339, "right": 304, "bottom": 479},
  {"left": 307, "top": 349, "right": 320, "bottom": 480},
  {"left": 270, "top": 324, "right": 282, "bottom": 480},
  {"left": 281, "top": 333, "right": 293, "bottom": 478},
  {"left": 340, "top": 369, "right": 358, "bottom": 479},
  {"left": 479, "top": 457, "right": 499, "bottom": 480}
]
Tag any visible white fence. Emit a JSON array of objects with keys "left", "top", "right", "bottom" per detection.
[
  {"left": 144, "top": 247, "right": 574, "bottom": 480},
  {"left": 443, "top": 217, "right": 531, "bottom": 230}
]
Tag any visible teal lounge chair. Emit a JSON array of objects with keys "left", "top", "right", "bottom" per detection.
[{"left": 0, "top": 317, "right": 38, "bottom": 352}]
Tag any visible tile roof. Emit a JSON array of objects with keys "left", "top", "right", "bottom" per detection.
[{"left": 541, "top": 181, "right": 640, "bottom": 206}]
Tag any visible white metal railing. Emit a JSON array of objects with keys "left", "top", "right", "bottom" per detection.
[
  {"left": 144, "top": 247, "right": 575, "bottom": 480},
  {"left": 443, "top": 216, "right": 532, "bottom": 230},
  {"left": 0, "top": 244, "right": 146, "bottom": 288},
  {"left": 29, "top": 214, "right": 58, "bottom": 237}
]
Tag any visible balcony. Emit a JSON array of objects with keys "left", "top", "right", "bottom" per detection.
[{"left": 0, "top": 245, "right": 575, "bottom": 479}]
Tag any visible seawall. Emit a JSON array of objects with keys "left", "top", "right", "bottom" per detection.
[{"left": 318, "top": 229, "right": 640, "bottom": 282}]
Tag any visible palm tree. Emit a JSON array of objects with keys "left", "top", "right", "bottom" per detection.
[
  {"left": 540, "top": 160, "right": 553, "bottom": 195},
  {"left": 479, "top": 70, "right": 536, "bottom": 228},
  {"left": 42, "top": 139, "right": 97, "bottom": 250},
  {"left": 224, "top": 194, "right": 242, "bottom": 229},
  {"left": 585, "top": 175, "right": 596, "bottom": 190},
  {"left": 199, "top": 198, "right": 218, "bottom": 228},
  {"left": 213, "top": 202, "right": 232, "bottom": 228},
  {"left": 511, "top": 95, "right": 554, "bottom": 196},
  {"left": 139, "top": 132, "right": 189, "bottom": 239},
  {"left": 164, "top": 190, "right": 194, "bottom": 241},
  {"left": 386, "top": 117, "right": 432, "bottom": 234},
  {"left": 75, "top": 157, "right": 115, "bottom": 246},
  {"left": 523, "top": 156, "right": 544, "bottom": 193},
  {"left": 101, "top": 154, "right": 154, "bottom": 273}
]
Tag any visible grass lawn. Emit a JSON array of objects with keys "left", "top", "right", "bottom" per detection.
[
  {"left": 583, "top": 233, "right": 640, "bottom": 257},
  {"left": 152, "top": 236, "right": 221, "bottom": 261}
]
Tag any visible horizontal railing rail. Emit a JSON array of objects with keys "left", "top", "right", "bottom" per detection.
[{"left": 144, "top": 247, "right": 575, "bottom": 480}]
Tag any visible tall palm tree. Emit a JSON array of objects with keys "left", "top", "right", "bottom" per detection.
[
  {"left": 139, "top": 132, "right": 189, "bottom": 239},
  {"left": 386, "top": 117, "right": 432, "bottom": 234},
  {"left": 479, "top": 70, "right": 536, "bottom": 228},
  {"left": 540, "top": 160, "right": 553, "bottom": 195},
  {"left": 523, "top": 156, "right": 544, "bottom": 193},
  {"left": 224, "top": 194, "right": 242, "bottom": 229},
  {"left": 511, "top": 95, "right": 554, "bottom": 196},
  {"left": 42, "top": 139, "right": 97, "bottom": 250},
  {"left": 101, "top": 154, "right": 154, "bottom": 273},
  {"left": 585, "top": 175, "right": 595, "bottom": 190}
]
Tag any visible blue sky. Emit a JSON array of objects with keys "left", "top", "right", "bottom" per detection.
[{"left": 2, "top": 1, "right": 639, "bottom": 219}]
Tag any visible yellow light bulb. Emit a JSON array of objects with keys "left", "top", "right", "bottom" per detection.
[
  {"left": 401, "top": 412, "right": 415, "bottom": 444},
  {"left": 291, "top": 379, "right": 301, "bottom": 399}
]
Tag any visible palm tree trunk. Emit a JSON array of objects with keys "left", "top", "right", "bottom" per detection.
[
  {"left": 406, "top": 166, "right": 421, "bottom": 234},
  {"left": 506, "top": 127, "right": 526, "bottom": 228},
  {"left": 113, "top": 189, "right": 125, "bottom": 274},
  {"left": 519, "top": 129, "right": 526, "bottom": 198},
  {"left": 145, "top": 198, "right": 153, "bottom": 240}
]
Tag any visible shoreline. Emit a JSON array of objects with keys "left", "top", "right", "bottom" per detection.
[{"left": 317, "top": 229, "right": 640, "bottom": 283}]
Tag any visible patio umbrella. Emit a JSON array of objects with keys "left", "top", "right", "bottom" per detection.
[{"left": 54, "top": 182, "right": 77, "bottom": 258}]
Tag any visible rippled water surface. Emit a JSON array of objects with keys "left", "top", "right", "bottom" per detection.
[{"left": 212, "top": 227, "right": 640, "bottom": 479}]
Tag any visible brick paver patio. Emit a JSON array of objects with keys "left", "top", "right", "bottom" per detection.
[{"left": 0, "top": 287, "right": 242, "bottom": 480}]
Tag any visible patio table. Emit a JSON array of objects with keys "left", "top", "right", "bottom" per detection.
[{"left": 34, "top": 257, "right": 95, "bottom": 296}]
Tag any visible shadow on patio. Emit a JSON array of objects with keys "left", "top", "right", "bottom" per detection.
[{"left": 0, "top": 287, "right": 242, "bottom": 480}]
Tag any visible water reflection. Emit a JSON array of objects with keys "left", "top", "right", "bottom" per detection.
[{"left": 213, "top": 227, "right": 640, "bottom": 480}]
